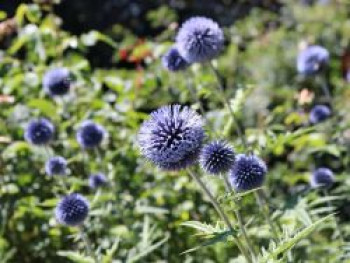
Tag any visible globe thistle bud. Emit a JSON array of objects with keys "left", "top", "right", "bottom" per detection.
[
  {"left": 43, "top": 68, "right": 70, "bottom": 96},
  {"left": 297, "top": 45, "right": 329, "bottom": 75},
  {"left": 76, "top": 121, "right": 106, "bottom": 149},
  {"left": 89, "top": 173, "right": 107, "bottom": 189},
  {"left": 229, "top": 154, "right": 267, "bottom": 192},
  {"left": 55, "top": 193, "right": 89, "bottom": 226},
  {"left": 138, "top": 104, "right": 205, "bottom": 171},
  {"left": 162, "top": 46, "right": 190, "bottom": 72},
  {"left": 24, "top": 118, "right": 55, "bottom": 145},
  {"left": 199, "top": 140, "right": 235, "bottom": 175},
  {"left": 45, "top": 156, "right": 67, "bottom": 176},
  {"left": 310, "top": 167, "right": 334, "bottom": 188},
  {"left": 309, "top": 105, "right": 331, "bottom": 124},
  {"left": 176, "top": 16, "right": 224, "bottom": 63}
]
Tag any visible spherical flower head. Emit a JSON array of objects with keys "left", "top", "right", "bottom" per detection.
[
  {"left": 76, "top": 121, "right": 106, "bottom": 149},
  {"left": 229, "top": 154, "right": 267, "bottom": 192},
  {"left": 24, "top": 118, "right": 55, "bottom": 145},
  {"left": 162, "top": 46, "right": 190, "bottom": 72},
  {"left": 55, "top": 193, "right": 89, "bottom": 226},
  {"left": 45, "top": 156, "right": 67, "bottom": 176},
  {"left": 309, "top": 105, "right": 331, "bottom": 124},
  {"left": 89, "top": 173, "right": 108, "bottom": 189},
  {"left": 43, "top": 68, "right": 70, "bottom": 96},
  {"left": 138, "top": 104, "right": 205, "bottom": 171},
  {"left": 176, "top": 16, "right": 224, "bottom": 63},
  {"left": 311, "top": 167, "right": 334, "bottom": 188},
  {"left": 297, "top": 45, "right": 329, "bottom": 75},
  {"left": 199, "top": 140, "right": 235, "bottom": 175}
]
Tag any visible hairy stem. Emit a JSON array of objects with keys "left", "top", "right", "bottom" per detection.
[
  {"left": 187, "top": 169, "right": 252, "bottom": 263},
  {"left": 255, "top": 189, "right": 279, "bottom": 241},
  {"left": 208, "top": 62, "right": 248, "bottom": 148},
  {"left": 223, "top": 175, "right": 257, "bottom": 260},
  {"left": 80, "top": 226, "right": 98, "bottom": 262}
]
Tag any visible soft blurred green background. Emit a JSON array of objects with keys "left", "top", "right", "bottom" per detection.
[{"left": 1, "top": 0, "right": 350, "bottom": 262}]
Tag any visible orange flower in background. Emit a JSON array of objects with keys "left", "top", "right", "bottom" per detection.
[
  {"left": 296, "top": 88, "right": 314, "bottom": 105},
  {"left": 0, "top": 95, "right": 15, "bottom": 104}
]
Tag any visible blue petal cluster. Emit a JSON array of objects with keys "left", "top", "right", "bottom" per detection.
[
  {"left": 311, "top": 167, "right": 334, "bottom": 188},
  {"left": 297, "top": 45, "right": 329, "bottom": 75},
  {"left": 229, "top": 154, "right": 267, "bottom": 191},
  {"left": 76, "top": 121, "right": 106, "bottom": 148},
  {"left": 89, "top": 173, "right": 108, "bottom": 189},
  {"left": 45, "top": 156, "right": 67, "bottom": 176},
  {"left": 309, "top": 105, "right": 331, "bottom": 124},
  {"left": 162, "top": 46, "right": 190, "bottom": 72},
  {"left": 24, "top": 118, "right": 55, "bottom": 145},
  {"left": 138, "top": 105, "right": 205, "bottom": 170},
  {"left": 176, "top": 16, "right": 224, "bottom": 63},
  {"left": 43, "top": 68, "right": 70, "bottom": 96},
  {"left": 55, "top": 193, "right": 89, "bottom": 226},
  {"left": 199, "top": 140, "right": 235, "bottom": 175}
]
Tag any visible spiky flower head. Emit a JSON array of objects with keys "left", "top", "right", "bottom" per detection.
[
  {"left": 297, "top": 45, "right": 329, "bottom": 75},
  {"left": 138, "top": 104, "right": 205, "bottom": 171},
  {"left": 43, "top": 68, "right": 70, "bottom": 96},
  {"left": 310, "top": 167, "right": 334, "bottom": 188},
  {"left": 162, "top": 46, "right": 190, "bottom": 72},
  {"left": 309, "top": 105, "right": 331, "bottom": 124},
  {"left": 55, "top": 193, "right": 89, "bottom": 226},
  {"left": 89, "top": 173, "right": 108, "bottom": 189},
  {"left": 199, "top": 140, "right": 235, "bottom": 175},
  {"left": 176, "top": 16, "right": 224, "bottom": 63},
  {"left": 229, "top": 154, "right": 267, "bottom": 191},
  {"left": 45, "top": 156, "right": 67, "bottom": 176},
  {"left": 24, "top": 118, "right": 55, "bottom": 145},
  {"left": 76, "top": 121, "right": 106, "bottom": 149}
]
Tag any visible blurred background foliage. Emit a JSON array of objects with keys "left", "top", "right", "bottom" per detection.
[{"left": 1, "top": 0, "right": 350, "bottom": 262}]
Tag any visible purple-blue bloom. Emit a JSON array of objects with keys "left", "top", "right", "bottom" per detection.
[
  {"left": 311, "top": 167, "right": 334, "bottom": 188},
  {"left": 89, "top": 173, "right": 108, "bottom": 189},
  {"left": 55, "top": 193, "right": 89, "bottom": 226},
  {"left": 309, "top": 105, "right": 331, "bottom": 124},
  {"left": 138, "top": 105, "right": 205, "bottom": 171},
  {"left": 162, "top": 46, "right": 190, "bottom": 72},
  {"left": 229, "top": 154, "right": 267, "bottom": 192},
  {"left": 45, "top": 156, "right": 67, "bottom": 176},
  {"left": 43, "top": 68, "right": 70, "bottom": 96},
  {"left": 199, "top": 140, "right": 235, "bottom": 175},
  {"left": 297, "top": 45, "right": 329, "bottom": 75},
  {"left": 76, "top": 121, "right": 106, "bottom": 149},
  {"left": 176, "top": 16, "right": 224, "bottom": 63},
  {"left": 24, "top": 118, "right": 55, "bottom": 145}
]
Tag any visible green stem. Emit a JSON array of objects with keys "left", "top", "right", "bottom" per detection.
[
  {"left": 80, "top": 226, "right": 98, "bottom": 262},
  {"left": 223, "top": 175, "right": 257, "bottom": 260},
  {"left": 322, "top": 189, "right": 345, "bottom": 243},
  {"left": 255, "top": 189, "right": 279, "bottom": 241},
  {"left": 208, "top": 62, "right": 248, "bottom": 148},
  {"left": 186, "top": 71, "right": 217, "bottom": 136},
  {"left": 187, "top": 169, "right": 252, "bottom": 263}
]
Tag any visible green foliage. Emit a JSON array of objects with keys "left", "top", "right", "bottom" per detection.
[{"left": 1, "top": 1, "right": 350, "bottom": 262}]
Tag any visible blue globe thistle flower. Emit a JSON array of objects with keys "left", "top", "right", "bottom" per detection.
[
  {"left": 24, "top": 118, "right": 55, "bottom": 145},
  {"left": 229, "top": 154, "right": 267, "bottom": 192},
  {"left": 297, "top": 45, "right": 329, "bottom": 75},
  {"left": 43, "top": 68, "right": 70, "bottom": 96},
  {"left": 55, "top": 193, "right": 89, "bottom": 226},
  {"left": 199, "top": 140, "right": 235, "bottom": 175},
  {"left": 176, "top": 16, "right": 224, "bottom": 63},
  {"left": 89, "top": 173, "right": 108, "bottom": 189},
  {"left": 76, "top": 121, "right": 106, "bottom": 149},
  {"left": 162, "top": 46, "right": 190, "bottom": 72},
  {"left": 45, "top": 156, "right": 67, "bottom": 176},
  {"left": 138, "top": 105, "right": 205, "bottom": 171},
  {"left": 309, "top": 105, "right": 331, "bottom": 124},
  {"left": 311, "top": 167, "right": 334, "bottom": 188}
]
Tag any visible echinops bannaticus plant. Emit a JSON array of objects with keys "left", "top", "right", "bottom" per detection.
[{"left": 24, "top": 118, "right": 55, "bottom": 145}]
